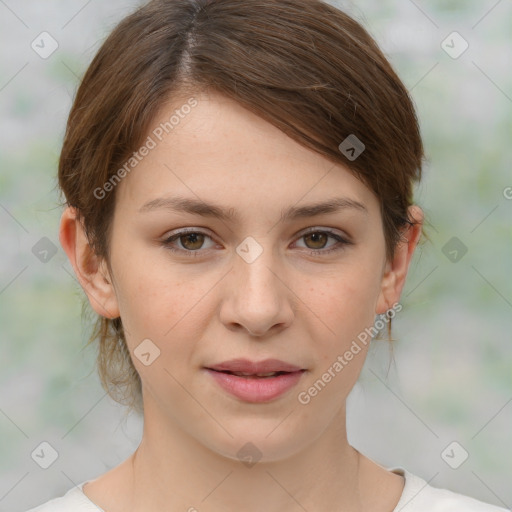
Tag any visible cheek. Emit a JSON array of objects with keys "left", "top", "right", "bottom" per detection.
[
  {"left": 115, "top": 268, "right": 202, "bottom": 337},
  {"left": 110, "top": 243, "right": 217, "bottom": 355},
  {"left": 308, "top": 261, "right": 383, "bottom": 326},
  {"left": 300, "top": 260, "right": 384, "bottom": 365},
  {"left": 112, "top": 264, "right": 208, "bottom": 390},
  {"left": 292, "top": 273, "right": 379, "bottom": 415}
]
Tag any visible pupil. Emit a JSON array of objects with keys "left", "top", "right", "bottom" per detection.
[
  {"left": 183, "top": 233, "right": 203, "bottom": 249},
  {"left": 307, "top": 232, "right": 326, "bottom": 249},
  {"left": 180, "top": 233, "right": 328, "bottom": 251}
]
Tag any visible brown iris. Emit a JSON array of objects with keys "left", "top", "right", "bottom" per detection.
[
  {"left": 179, "top": 233, "right": 206, "bottom": 250},
  {"left": 303, "top": 232, "right": 329, "bottom": 250},
  {"left": 176, "top": 231, "right": 331, "bottom": 252}
]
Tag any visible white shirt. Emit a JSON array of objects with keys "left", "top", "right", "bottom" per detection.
[{"left": 24, "top": 468, "right": 509, "bottom": 511}]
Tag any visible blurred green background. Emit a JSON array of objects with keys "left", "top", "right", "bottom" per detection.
[{"left": 1, "top": 1, "right": 511, "bottom": 510}]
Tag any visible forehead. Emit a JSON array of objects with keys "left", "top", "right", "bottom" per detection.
[{"left": 114, "top": 91, "right": 380, "bottom": 221}]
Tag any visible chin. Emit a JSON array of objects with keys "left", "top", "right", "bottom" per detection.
[{"left": 198, "top": 419, "right": 315, "bottom": 466}]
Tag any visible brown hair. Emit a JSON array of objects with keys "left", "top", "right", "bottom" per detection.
[{"left": 58, "top": 0, "right": 425, "bottom": 414}]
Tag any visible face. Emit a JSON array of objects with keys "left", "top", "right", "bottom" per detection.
[{"left": 62, "top": 91, "right": 421, "bottom": 463}]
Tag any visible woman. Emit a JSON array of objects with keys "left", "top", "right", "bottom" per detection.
[{"left": 26, "top": 0, "right": 507, "bottom": 510}]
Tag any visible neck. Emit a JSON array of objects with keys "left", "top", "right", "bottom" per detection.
[{"left": 126, "top": 395, "right": 366, "bottom": 512}]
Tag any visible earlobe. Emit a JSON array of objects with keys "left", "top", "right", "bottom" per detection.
[
  {"left": 59, "top": 206, "right": 120, "bottom": 319},
  {"left": 376, "top": 205, "right": 423, "bottom": 315}
]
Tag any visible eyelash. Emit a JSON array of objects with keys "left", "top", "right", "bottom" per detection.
[{"left": 161, "top": 228, "right": 352, "bottom": 258}]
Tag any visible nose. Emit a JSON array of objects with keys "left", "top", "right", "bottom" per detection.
[{"left": 219, "top": 239, "right": 295, "bottom": 338}]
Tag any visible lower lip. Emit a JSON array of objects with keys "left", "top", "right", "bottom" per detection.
[{"left": 205, "top": 369, "right": 305, "bottom": 403}]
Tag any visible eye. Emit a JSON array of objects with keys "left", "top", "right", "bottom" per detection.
[
  {"left": 162, "top": 228, "right": 216, "bottom": 256},
  {"left": 161, "top": 227, "right": 351, "bottom": 257},
  {"left": 293, "top": 228, "right": 352, "bottom": 256}
]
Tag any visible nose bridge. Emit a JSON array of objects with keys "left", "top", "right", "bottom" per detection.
[
  {"left": 234, "top": 234, "right": 280, "bottom": 297},
  {"left": 222, "top": 234, "right": 293, "bottom": 336}
]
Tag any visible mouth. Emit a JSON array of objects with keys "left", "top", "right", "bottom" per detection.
[
  {"left": 203, "top": 367, "right": 306, "bottom": 402},
  {"left": 207, "top": 369, "right": 303, "bottom": 378}
]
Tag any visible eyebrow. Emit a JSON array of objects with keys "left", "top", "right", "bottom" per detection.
[{"left": 138, "top": 195, "right": 368, "bottom": 222}]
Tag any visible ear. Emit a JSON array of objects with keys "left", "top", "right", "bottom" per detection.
[
  {"left": 59, "top": 206, "right": 120, "bottom": 319},
  {"left": 376, "top": 205, "right": 423, "bottom": 315}
]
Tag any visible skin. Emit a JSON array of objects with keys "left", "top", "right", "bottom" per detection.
[{"left": 60, "top": 91, "right": 423, "bottom": 512}]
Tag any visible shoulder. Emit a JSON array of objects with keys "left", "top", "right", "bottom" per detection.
[
  {"left": 392, "top": 468, "right": 510, "bottom": 512},
  {"left": 23, "top": 481, "right": 103, "bottom": 512}
]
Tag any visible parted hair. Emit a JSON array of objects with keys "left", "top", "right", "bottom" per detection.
[{"left": 58, "top": 0, "right": 424, "bottom": 414}]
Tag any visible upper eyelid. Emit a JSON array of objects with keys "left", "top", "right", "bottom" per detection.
[{"left": 163, "top": 226, "right": 349, "bottom": 245}]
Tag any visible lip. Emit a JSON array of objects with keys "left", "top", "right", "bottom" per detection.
[
  {"left": 206, "top": 358, "right": 304, "bottom": 374},
  {"left": 204, "top": 359, "right": 306, "bottom": 403},
  {"left": 205, "top": 368, "right": 306, "bottom": 403}
]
